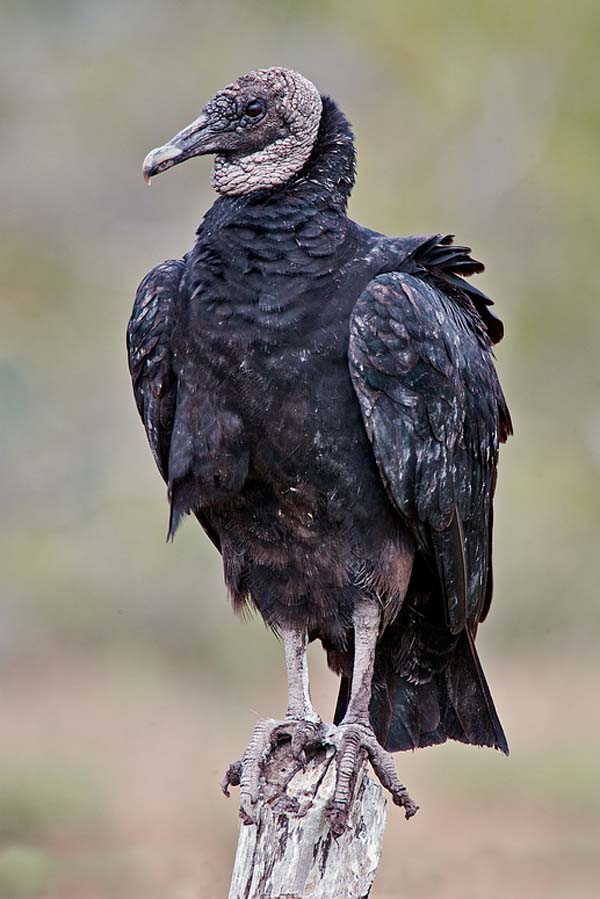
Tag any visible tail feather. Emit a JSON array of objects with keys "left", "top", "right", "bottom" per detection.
[
  {"left": 334, "top": 627, "right": 508, "bottom": 756},
  {"left": 384, "top": 678, "right": 448, "bottom": 751},
  {"left": 444, "top": 628, "right": 509, "bottom": 755}
]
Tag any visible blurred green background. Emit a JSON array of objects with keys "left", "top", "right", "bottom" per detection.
[{"left": 1, "top": 1, "right": 599, "bottom": 897}]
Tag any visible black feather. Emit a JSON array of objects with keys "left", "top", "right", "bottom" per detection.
[{"left": 128, "top": 89, "right": 511, "bottom": 759}]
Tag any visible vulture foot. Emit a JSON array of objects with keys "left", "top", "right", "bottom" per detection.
[
  {"left": 221, "top": 715, "right": 324, "bottom": 825},
  {"left": 328, "top": 721, "right": 418, "bottom": 837}
]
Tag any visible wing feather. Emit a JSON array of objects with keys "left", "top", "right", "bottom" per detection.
[
  {"left": 127, "top": 260, "right": 183, "bottom": 481},
  {"left": 349, "top": 268, "right": 510, "bottom": 633},
  {"left": 127, "top": 259, "right": 221, "bottom": 551}
]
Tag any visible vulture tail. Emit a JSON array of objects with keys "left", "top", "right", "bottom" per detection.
[{"left": 334, "top": 628, "right": 509, "bottom": 756}]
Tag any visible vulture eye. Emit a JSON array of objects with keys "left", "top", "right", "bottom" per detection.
[{"left": 244, "top": 99, "right": 266, "bottom": 119}]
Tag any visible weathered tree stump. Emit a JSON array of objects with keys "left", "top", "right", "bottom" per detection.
[{"left": 228, "top": 729, "right": 387, "bottom": 899}]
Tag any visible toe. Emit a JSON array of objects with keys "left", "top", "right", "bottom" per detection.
[
  {"left": 331, "top": 721, "right": 418, "bottom": 826},
  {"left": 222, "top": 715, "right": 327, "bottom": 821},
  {"left": 327, "top": 801, "right": 349, "bottom": 838},
  {"left": 220, "top": 760, "right": 242, "bottom": 797},
  {"left": 328, "top": 724, "right": 367, "bottom": 833},
  {"left": 239, "top": 796, "right": 258, "bottom": 826}
]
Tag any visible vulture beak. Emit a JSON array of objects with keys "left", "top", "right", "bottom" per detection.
[{"left": 142, "top": 113, "right": 212, "bottom": 183}]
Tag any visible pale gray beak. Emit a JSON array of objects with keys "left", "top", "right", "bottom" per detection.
[{"left": 142, "top": 113, "right": 211, "bottom": 183}]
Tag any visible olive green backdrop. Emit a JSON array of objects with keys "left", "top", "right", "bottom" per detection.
[{"left": 2, "top": 1, "right": 599, "bottom": 897}]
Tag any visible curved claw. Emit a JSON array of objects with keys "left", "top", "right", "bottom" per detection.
[
  {"left": 271, "top": 719, "right": 323, "bottom": 766},
  {"left": 328, "top": 721, "right": 418, "bottom": 835},
  {"left": 365, "top": 731, "right": 419, "bottom": 819},
  {"left": 221, "top": 759, "right": 259, "bottom": 823},
  {"left": 239, "top": 796, "right": 259, "bottom": 826},
  {"left": 221, "top": 715, "right": 324, "bottom": 824},
  {"left": 220, "top": 760, "right": 242, "bottom": 798}
]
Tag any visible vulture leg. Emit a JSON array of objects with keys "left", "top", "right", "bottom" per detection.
[
  {"left": 221, "top": 627, "right": 324, "bottom": 824},
  {"left": 283, "top": 626, "right": 319, "bottom": 721},
  {"left": 328, "top": 597, "right": 418, "bottom": 835}
]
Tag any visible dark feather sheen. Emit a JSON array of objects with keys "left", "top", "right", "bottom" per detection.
[
  {"left": 349, "top": 272, "right": 510, "bottom": 633},
  {"left": 127, "top": 94, "right": 511, "bottom": 756}
]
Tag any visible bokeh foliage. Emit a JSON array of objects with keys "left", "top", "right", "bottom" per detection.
[{"left": 1, "top": 1, "right": 599, "bottom": 897}]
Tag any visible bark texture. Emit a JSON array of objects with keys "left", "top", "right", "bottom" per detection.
[{"left": 228, "top": 736, "right": 387, "bottom": 899}]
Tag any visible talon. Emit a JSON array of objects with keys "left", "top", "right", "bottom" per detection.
[
  {"left": 402, "top": 798, "right": 419, "bottom": 819},
  {"left": 391, "top": 784, "right": 419, "bottom": 819},
  {"left": 220, "top": 760, "right": 242, "bottom": 798},
  {"left": 330, "top": 721, "right": 418, "bottom": 826},
  {"left": 296, "top": 748, "right": 307, "bottom": 767},
  {"left": 269, "top": 722, "right": 292, "bottom": 748},
  {"left": 290, "top": 721, "right": 320, "bottom": 762},
  {"left": 223, "top": 715, "right": 325, "bottom": 821},
  {"left": 239, "top": 799, "right": 258, "bottom": 826},
  {"left": 327, "top": 802, "right": 348, "bottom": 838}
]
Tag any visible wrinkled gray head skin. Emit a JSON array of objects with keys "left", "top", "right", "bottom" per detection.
[
  {"left": 210, "top": 68, "right": 323, "bottom": 195},
  {"left": 143, "top": 67, "right": 323, "bottom": 196}
]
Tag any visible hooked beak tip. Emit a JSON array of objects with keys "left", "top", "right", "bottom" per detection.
[
  {"left": 141, "top": 113, "right": 210, "bottom": 183},
  {"left": 142, "top": 144, "right": 184, "bottom": 183}
]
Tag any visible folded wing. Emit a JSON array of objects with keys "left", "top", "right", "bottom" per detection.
[
  {"left": 127, "top": 259, "right": 221, "bottom": 550},
  {"left": 349, "top": 251, "right": 511, "bottom": 633}
]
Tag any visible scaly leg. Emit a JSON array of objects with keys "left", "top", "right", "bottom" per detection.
[
  {"left": 328, "top": 597, "right": 418, "bottom": 835},
  {"left": 221, "top": 627, "right": 324, "bottom": 824}
]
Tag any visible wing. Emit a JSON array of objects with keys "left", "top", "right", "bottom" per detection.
[
  {"left": 127, "top": 259, "right": 221, "bottom": 551},
  {"left": 127, "top": 260, "right": 182, "bottom": 480},
  {"left": 349, "top": 255, "right": 511, "bottom": 634}
]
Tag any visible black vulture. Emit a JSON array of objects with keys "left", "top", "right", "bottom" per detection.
[{"left": 128, "top": 67, "right": 512, "bottom": 833}]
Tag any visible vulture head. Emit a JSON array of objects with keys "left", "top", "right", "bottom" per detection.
[{"left": 143, "top": 67, "right": 323, "bottom": 196}]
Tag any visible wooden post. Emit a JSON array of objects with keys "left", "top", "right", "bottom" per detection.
[{"left": 228, "top": 730, "right": 387, "bottom": 899}]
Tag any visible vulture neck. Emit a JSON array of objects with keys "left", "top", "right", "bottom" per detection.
[
  {"left": 290, "top": 95, "right": 357, "bottom": 210},
  {"left": 191, "top": 99, "right": 359, "bottom": 342},
  {"left": 204, "top": 97, "right": 356, "bottom": 226}
]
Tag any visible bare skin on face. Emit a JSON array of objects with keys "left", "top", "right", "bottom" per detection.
[
  {"left": 142, "top": 67, "right": 323, "bottom": 196},
  {"left": 211, "top": 69, "right": 323, "bottom": 196}
]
